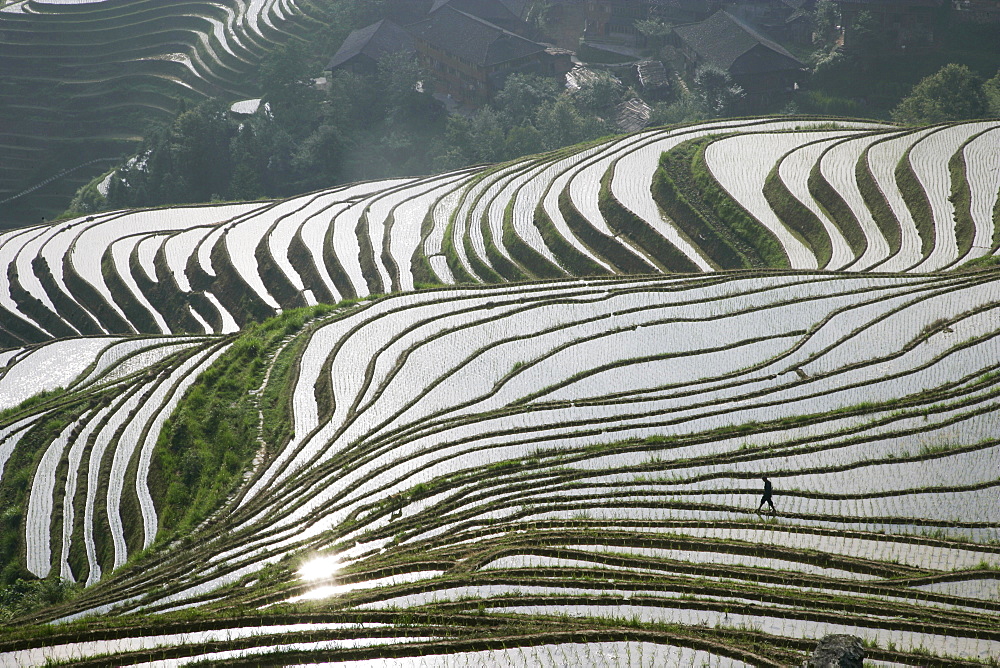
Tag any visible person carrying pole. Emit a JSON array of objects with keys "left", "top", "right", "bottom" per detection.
[{"left": 757, "top": 475, "right": 775, "bottom": 514}]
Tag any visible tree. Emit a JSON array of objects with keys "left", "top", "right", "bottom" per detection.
[
  {"left": 524, "top": 1, "right": 553, "bottom": 38},
  {"left": 259, "top": 41, "right": 322, "bottom": 141},
  {"left": 377, "top": 51, "right": 424, "bottom": 122},
  {"left": 693, "top": 66, "right": 744, "bottom": 117},
  {"left": 173, "top": 101, "right": 233, "bottom": 202},
  {"left": 571, "top": 70, "right": 626, "bottom": 116},
  {"left": 985, "top": 70, "right": 1000, "bottom": 117},
  {"left": 439, "top": 108, "right": 507, "bottom": 167},
  {"left": 847, "top": 10, "right": 880, "bottom": 70},
  {"left": 228, "top": 116, "right": 272, "bottom": 199},
  {"left": 649, "top": 92, "right": 709, "bottom": 126},
  {"left": 635, "top": 18, "right": 672, "bottom": 52},
  {"left": 892, "top": 64, "right": 989, "bottom": 125},
  {"left": 327, "top": 69, "right": 381, "bottom": 131},
  {"left": 535, "top": 97, "right": 607, "bottom": 150},
  {"left": 505, "top": 124, "right": 544, "bottom": 159},
  {"left": 811, "top": 0, "right": 839, "bottom": 46},
  {"left": 468, "top": 107, "right": 508, "bottom": 163},
  {"left": 494, "top": 74, "right": 560, "bottom": 127},
  {"left": 291, "top": 124, "right": 344, "bottom": 190}
]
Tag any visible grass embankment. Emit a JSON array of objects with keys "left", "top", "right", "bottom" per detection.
[
  {"left": 895, "top": 143, "right": 936, "bottom": 259},
  {"left": 33, "top": 256, "right": 105, "bottom": 336},
  {"left": 532, "top": 204, "right": 612, "bottom": 277},
  {"left": 7, "top": 264, "right": 77, "bottom": 340},
  {"left": 411, "top": 208, "right": 446, "bottom": 287},
  {"left": 148, "top": 304, "right": 334, "bottom": 539},
  {"left": 856, "top": 142, "right": 902, "bottom": 254},
  {"left": 0, "top": 299, "right": 48, "bottom": 348},
  {"left": 558, "top": 187, "right": 653, "bottom": 274},
  {"left": 477, "top": 183, "right": 529, "bottom": 282},
  {"left": 651, "top": 139, "right": 785, "bottom": 269},
  {"left": 0, "top": 389, "right": 91, "bottom": 625},
  {"left": 502, "top": 199, "right": 565, "bottom": 279},
  {"left": 0, "top": 399, "right": 85, "bottom": 584},
  {"left": 441, "top": 210, "right": 479, "bottom": 284},
  {"left": 948, "top": 136, "right": 976, "bottom": 261},
  {"left": 134, "top": 245, "right": 214, "bottom": 333},
  {"left": 598, "top": 167, "right": 699, "bottom": 273},
  {"left": 653, "top": 141, "right": 747, "bottom": 270},
  {"left": 807, "top": 155, "right": 868, "bottom": 259},
  {"left": 762, "top": 157, "right": 833, "bottom": 268}
]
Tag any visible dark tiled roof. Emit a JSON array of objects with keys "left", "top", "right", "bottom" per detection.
[
  {"left": 651, "top": 0, "right": 714, "bottom": 10},
  {"left": 409, "top": 7, "right": 546, "bottom": 67},
  {"left": 673, "top": 10, "right": 804, "bottom": 72},
  {"left": 386, "top": 0, "right": 436, "bottom": 25},
  {"left": 837, "top": 0, "right": 942, "bottom": 6},
  {"left": 429, "top": 0, "right": 531, "bottom": 21},
  {"left": 327, "top": 20, "right": 415, "bottom": 70}
]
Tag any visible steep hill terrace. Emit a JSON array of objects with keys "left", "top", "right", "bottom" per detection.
[
  {"left": 0, "top": 0, "right": 318, "bottom": 226},
  {"left": 0, "top": 271, "right": 998, "bottom": 665},
  {"left": 0, "top": 118, "right": 997, "bottom": 349},
  {"left": 0, "top": 117, "right": 998, "bottom": 666}
]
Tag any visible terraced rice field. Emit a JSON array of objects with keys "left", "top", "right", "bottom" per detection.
[
  {"left": 0, "top": 0, "right": 318, "bottom": 222},
  {"left": 0, "top": 118, "right": 998, "bottom": 666},
  {"left": 0, "top": 118, "right": 997, "bottom": 350}
]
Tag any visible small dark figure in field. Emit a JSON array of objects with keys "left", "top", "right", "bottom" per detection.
[{"left": 757, "top": 476, "right": 776, "bottom": 514}]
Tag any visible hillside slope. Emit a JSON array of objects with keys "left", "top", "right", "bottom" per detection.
[{"left": 0, "top": 118, "right": 998, "bottom": 666}]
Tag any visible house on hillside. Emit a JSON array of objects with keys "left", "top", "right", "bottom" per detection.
[
  {"left": 382, "top": 0, "right": 535, "bottom": 31},
  {"left": 428, "top": 0, "right": 533, "bottom": 34},
  {"left": 385, "top": 0, "right": 437, "bottom": 25},
  {"left": 584, "top": 0, "right": 719, "bottom": 45},
  {"left": 951, "top": 0, "right": 1000, "bottom": 23},
  {"left": 327, "top": 20, "right": 415, "bottom": 75},
  {"left": 837, "top": 0, "right": 946, "bottom": 50},
  {"left": 584, "top": 0, "right": 650, "bottom": 43},
  {"left": 327, "top": 1, "right": 566, "bottom": 107},
  {"left": 650, "top": 0, "right": 720, "bottom": 24},
  {"left": 637, "top": 59, "right": 671, "bottom": 94},
  {"left": 726, "top": 0, "right": 816, "bottom": 44},
  {"left": 407, "top": 6, "right": 571, "bottom": 106},
  {"left": 672, "top": 10, "right": 805, "bottom": 104},
  {"left": 776, "top": 4, "right": 815, "bottom": 44}
]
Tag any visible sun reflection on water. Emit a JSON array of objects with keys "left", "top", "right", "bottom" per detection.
[{"left": 297, "top": 554, "right": 343, "bottom": 582}]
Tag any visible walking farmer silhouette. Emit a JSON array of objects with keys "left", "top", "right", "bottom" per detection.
[{"left": 757, "top": 476, "right": 775, "bottom": 514}]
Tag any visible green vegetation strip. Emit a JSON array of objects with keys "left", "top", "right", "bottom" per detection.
[
  {"left": 692, "top": 139, "right": 790, "bottom": 268},
  {"left": 651, "top": 142, "right": 748, "bottom": 270},
  {"left": 149, "top": 305, "right": 331, "bottom": 538},
  {"left": 557, "top": 187, "right": 653, "bottom": 274},
  {"left": 762, "top": 151, "right": 833, "bottom": 268},
  {"left": 895, "top": 139, "right": 938, "bottom": 259},
  {"left": 806, "top": 149, "right": 867, "bottom": 259},
  {"left": 654, "top": 135, "right": 790, "bottom": 268},
  {"left": 598, "top": 166, "right": 699, "bottom": 273},
  {"left": 949, "top": 133, "right": 980, "bottom": 262},
  {"left": 856, "top": 141, "right": 902, "bottom": 255}
]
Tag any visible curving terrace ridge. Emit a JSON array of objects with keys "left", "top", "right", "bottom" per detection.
[
  {"left": 0, "top": 270, "right": 998, "bottom": 665},
  {"left": 0, "top": 118, "right": 997, "bottom": 350}
]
